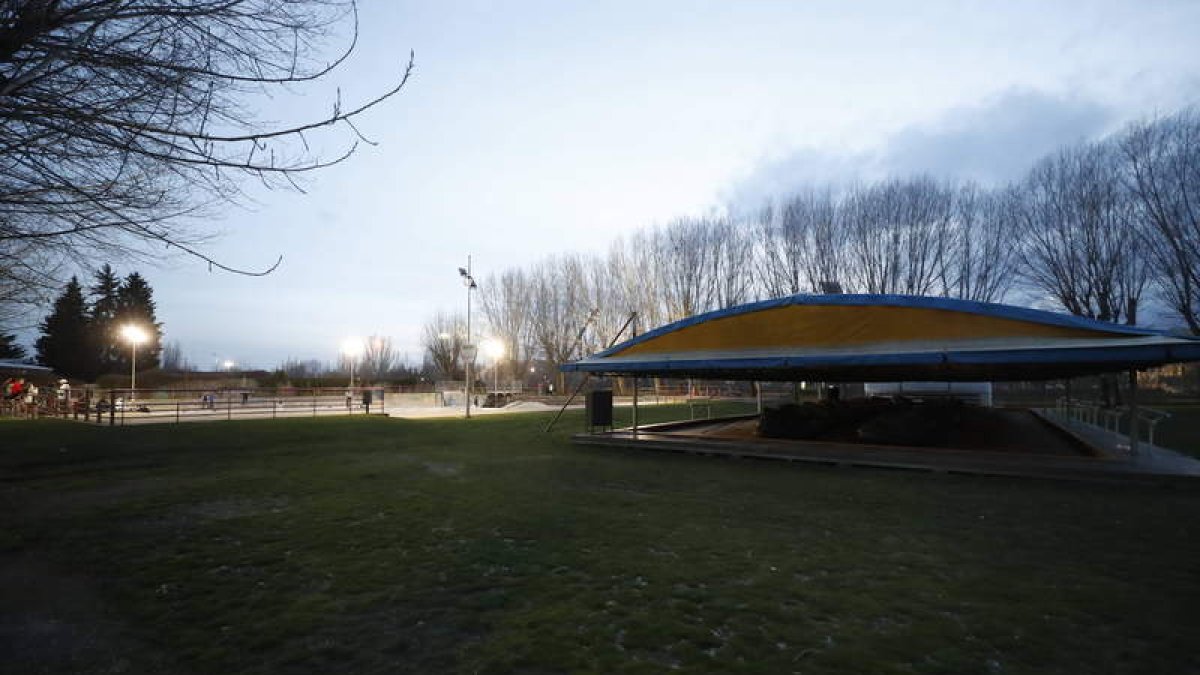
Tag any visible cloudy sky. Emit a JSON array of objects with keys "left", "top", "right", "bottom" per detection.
[{"left": 92, "top": 0, "right": 1200, "bottom": 369}]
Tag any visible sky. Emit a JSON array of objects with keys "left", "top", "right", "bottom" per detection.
[{"left": 64, "top": 0, "right": 1200, "bottom": 369}]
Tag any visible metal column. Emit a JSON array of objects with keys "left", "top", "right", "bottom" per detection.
[
  {"left": 631, "top": 313, "right": 639, "bottom": 434},
  {"left": 1128, "top": 369, "right": 1140, "bottom": 457}
]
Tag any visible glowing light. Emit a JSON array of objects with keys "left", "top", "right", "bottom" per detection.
[
  {"left": 481, "top": 338, "right": 505, "bottom": 360},
  {"left": 341, "top": 338, "right": 364, "bottom": 358},
  {"left": 121, "top": 324, "right": 148, "bottom": 345}
]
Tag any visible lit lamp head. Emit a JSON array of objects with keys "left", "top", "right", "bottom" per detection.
[
  {"left": 341, "top": 338, "right": 364, "bottom": 359},
  {"left": 481, "top": 338, "right": 505, "bottom": 361},
  {"left": 121, "top": 324, "right": 148, "bottom": 345}
]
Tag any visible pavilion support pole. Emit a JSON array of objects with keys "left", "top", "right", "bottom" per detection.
[
  {"left": 1128, "top": 369, "right": 1140, "bottom": 458},
  {"left": 631, "top": 314, "right": 639, "bottom": 435},
  {"left": 756, "top": 381, "right": 762, "bottom": 414}
]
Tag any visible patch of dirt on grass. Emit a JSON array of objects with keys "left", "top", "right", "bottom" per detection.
[
  {"left": 421, "top": 461, "right": 461, "bottom": 477},
  {"left": 1, "top": 478, "right": 168, "bottom": 522},
  {"left": 0, "top": 554, "right": 176, "bottom": 674},
  {"left": 127, "top": 496, "right": 290, "bottom": 534},
  {"left": 186, "top": 496, "right": 290, "bottom": 521}
]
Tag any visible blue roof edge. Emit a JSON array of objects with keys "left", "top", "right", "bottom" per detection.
[
  {"left": 563, "top": 340, "right": 1200, "bottom": 374},
  {"left": 589, "top": 294, "right": 1168, "bottom": 361}
]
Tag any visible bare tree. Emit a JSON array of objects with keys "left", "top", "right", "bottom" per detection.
[
  {"left": 528, "top": 255, "right": 590, "bottom": 390},
  {"left": 0, "top": 0, "right": 412, "bottom": 321},
  {"left": 842, "top": 177, "right": 954, "bottom": 296},
  {"left": 421, "top": 312, "right": 466, "bottom": 380},
  {"left": 160, "top": 340, "right": 192, "bottom": 372},
  {"left": 480, "top": 268, "right": 533, "bottom": 381},
  {"left": 608, "top": 232, "right": 664, "bottom": 329},
  {"left": 1121, "top": 108, "right": 1200, "bottom": 332},
  {"left": 279, "top": 357, "right": 327, "bottom": 378},
  {"left": 756, "top": 188, "right": 847, "bottom": 297},
  {"left": 1016, "top": 141, "right": 1149, "bottom": 323},
  {"left": 708, "top": 217, "right": 757, "bottom": 308},
  {"left": 651, "top": 217, "right": 719, "bottom": 321},
  {"left": 359, "top": 335, "right": 397, "bottom": 380},
  {"left": 942, "top": 183, "right": 1020, "bottom": 303}
]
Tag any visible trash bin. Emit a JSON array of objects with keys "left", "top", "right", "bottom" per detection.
[{"left": 586, "top": 390, "right": 613, "bottom": 431}]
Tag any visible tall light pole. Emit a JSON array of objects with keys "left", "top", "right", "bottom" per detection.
[
  {"left": 458, "top": 257, "right": 478, "bottom": 419},
  {"left": 342, "top": 338, "right": 364, "bottom": 389},
  {"left": 121, "top": 325, "right": 148, "bottom": 399},
  {"left": 482, "top": 338, "right": 504, "bottom": 401}
]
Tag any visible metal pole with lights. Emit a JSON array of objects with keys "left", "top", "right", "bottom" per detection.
[
  {"left": 482, "top": 338, "right": 504, "bottom": 402},
  {"left": 121, "top": 325, "right": 148, "bottom": 400},
  {"left": 342, "top": 338, "right": 363, "bottom": 388},
  {"left": 458, "top": 257, "right": 478, "bottom": 419}
]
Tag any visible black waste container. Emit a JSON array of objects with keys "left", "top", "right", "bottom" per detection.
[{"left": 586, "top": 390, "right": 613, "bottom": 431}]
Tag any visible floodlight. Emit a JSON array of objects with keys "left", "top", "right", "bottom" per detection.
[
  {"left": 481, "top": 338, "right": 505, "bottom": 360},
  {"left": 341, "top": 337, "right": 364, "bottom": 358},
  {"left": 121, "top": 324, "right": 148, "bottom": 345}
]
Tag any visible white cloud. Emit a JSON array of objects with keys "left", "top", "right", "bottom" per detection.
[{"left": 724, "top": 89, "right": 1119, "bottom": 210}]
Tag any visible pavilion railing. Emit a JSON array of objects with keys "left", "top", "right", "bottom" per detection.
[{"left": 1052, "top": 397, "right": 1171, "bottom": 447}]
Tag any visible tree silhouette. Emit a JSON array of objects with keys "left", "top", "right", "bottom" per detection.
[
  {"left": 36, "top": 277, "right": 90, "bottom": 378},
  {"left": 0, "top": 332, "right": 25, "bottom": 359}
]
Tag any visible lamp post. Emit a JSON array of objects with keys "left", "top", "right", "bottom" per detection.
[
  {"left": 458, "top": 257, "right": 478, "bottom": 419},
  {"left": 342, "top": 338, "right": 364, "bottom": 389},
  {"left": 121, "top": 324, "right": 148, "bottom": 399},
  {"left": 482, "top": 338, "right": 504, "bottom": 401}
]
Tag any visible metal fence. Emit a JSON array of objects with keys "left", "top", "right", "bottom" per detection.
[{"left": 59, "top": 386, "right": 395, "bottom": 426}]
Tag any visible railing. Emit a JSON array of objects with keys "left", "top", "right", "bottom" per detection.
[
  {"left": 1052, "top": 397, "right": 1171, "bottom": 446},
  {"left": 66, "top": 387, "right": 389, "bottom": 426}
]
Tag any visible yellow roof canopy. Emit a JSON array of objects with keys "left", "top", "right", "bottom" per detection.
[{"left": 563, "top": 295, "right": 1200, "bottom": 382}]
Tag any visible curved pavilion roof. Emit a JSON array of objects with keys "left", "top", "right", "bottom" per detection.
[{"left": 561, "top": 294, "right": 1200, "bottom": 382}]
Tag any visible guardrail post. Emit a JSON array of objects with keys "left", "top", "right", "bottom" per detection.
[{"left": 1128, "top": 370, "right": 1140, "bottom": 457}]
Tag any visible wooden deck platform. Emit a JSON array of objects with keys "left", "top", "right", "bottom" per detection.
[{"left": 573, "top": 412, "right": 1200, "bottom": 486}]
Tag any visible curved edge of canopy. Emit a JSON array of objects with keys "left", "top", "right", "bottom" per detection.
[
  {"left": 562, "top": 339, "right": 1200, "bottom": 382},
  {"left": 594, "top": 294, "right": 1162, "bottom": 359}
]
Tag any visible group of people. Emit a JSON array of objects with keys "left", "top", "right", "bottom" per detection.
[
  {"left": 2, "top": 377, "right": 76, "bottom": 418},
  {"left": 3, "top": 377, "right": 33, "bottom": 402}
]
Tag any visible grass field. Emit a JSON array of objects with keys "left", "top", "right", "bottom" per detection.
[{"left": 2, "top": 408, "right": 1198, "bottom": 674}]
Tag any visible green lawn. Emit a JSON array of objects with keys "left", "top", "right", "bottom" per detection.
[{"left": 2, "top": 409, "right": 1198, "bottom": 674}]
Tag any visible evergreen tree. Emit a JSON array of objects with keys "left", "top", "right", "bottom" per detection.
[
  {"left": 0, "top": 333, "right": 26, "bottom": 359},
  {"left": 36, "top": 277, "right": 92, "bottom": 378},
  {"left": 88, "top": 264, "right": 122, "bottom": 374},
  {"left": 114, "top": 272, "right": 162, "bottom": 371}
]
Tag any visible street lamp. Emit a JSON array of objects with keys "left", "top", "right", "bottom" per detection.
[
  {"left": 121, "top": 324, "right": 148, "bottom": 398},
  {"left": 482, "top": 338, "right": 504, "bottom": 400},
  {"left": 459, "top": 257, "right": 478, "bottom": 419},
  {"left": 341, "top": 338, "right": 364, "bottom": 389}
]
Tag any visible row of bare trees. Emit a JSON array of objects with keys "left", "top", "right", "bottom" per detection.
[{"left": 423, "top": 107, "right": 1200, "bottom": 381}]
